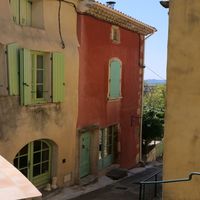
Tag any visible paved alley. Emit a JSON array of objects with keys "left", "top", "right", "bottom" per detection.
[{"left": 44, "top": 161, "right": 162, "bottom": 200}]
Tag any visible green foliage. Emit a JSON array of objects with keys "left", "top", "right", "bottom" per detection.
[{"left": 142, "top": 84, "right": 166, "bottom": 146}]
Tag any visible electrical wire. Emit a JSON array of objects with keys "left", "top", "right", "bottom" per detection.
[
  {"left": 145, "top": 65, "right": 165, "bottom": 80},
  {"left": 58, "top": 0, "right": 65, "bottom": 49},
  {"left": 60, "top": 0, "right": 78, "bottom": 12},
  {"left": 57, "top": 0, "right": 78, "bottom": 49}
]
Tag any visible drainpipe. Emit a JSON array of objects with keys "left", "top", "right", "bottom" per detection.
[{"left": 139, "top": 33, "right": 154, "bottom": 162}]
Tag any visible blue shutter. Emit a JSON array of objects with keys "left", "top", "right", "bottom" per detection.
[
  {"left": 20, "top": 48, "right": 32, "bottom": 105},
  {"left": 7, "top": 43, "right": 19, "bottom": 95},
  {"left": 52, "top": 53, "right": 65, "bottom": 103},
  {"left": 109, "top": 60, "right": 121, "bottom": 99}
]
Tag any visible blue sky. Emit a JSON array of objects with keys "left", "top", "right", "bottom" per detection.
[{"left": 98, "top": 0, "right": 168, "bottom": 80}]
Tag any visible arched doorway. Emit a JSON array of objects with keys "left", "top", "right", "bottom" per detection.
[{"left": 14, "top": 139, "right": 52, "bottom": 187}]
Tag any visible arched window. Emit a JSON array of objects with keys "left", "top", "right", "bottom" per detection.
[
  {"left": 108, "top": 59, "right": 122, "bottom": 99},
  {"left": 14, "top": 140, "right": 52, "bottom": 187}
]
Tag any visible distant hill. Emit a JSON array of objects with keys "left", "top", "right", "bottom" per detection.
[{"left": 145, "top": 79, "right": 166, "bottom": 85}]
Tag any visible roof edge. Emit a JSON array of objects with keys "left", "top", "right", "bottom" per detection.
[{"left": 79, "top": 1, "right": 156, "bottom": 35}]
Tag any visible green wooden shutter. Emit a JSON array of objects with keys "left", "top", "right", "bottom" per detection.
[
  {"left": 20, "top": 0, "right": 27, "bottom": 25},
  {"left": 10, "top": 0, "right": 20, "bottom": 24},
  {"left": 109, "top": 60, "right": 121, "bottom": 99},
  {"left": 26, "top": 0, "right": 32, "bottom": 26},
  {"left": 7, "top": 43, "right": 19, "bottom": 95},
  {"left": 52, "top": 53, "right": 65, "bottom": 103},
  {"left": 20, "top": 48, "right": 32, "bottom": 105}
]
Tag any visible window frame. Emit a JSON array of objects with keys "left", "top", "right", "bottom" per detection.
[
  {"left": 111, "top": 25, "right": 120, "bottom": 44},
  {"left": 98, "top": 124, "right": 118, "bottom": 169},
  {"left": 31, "top": 51, "right": 47, "bottom": 104},
  {"left": 7, "top": 44, "right": 65, "bottom": 105},
  {"left": 107, "top": 58, "right": 122, "bottom": 100}
]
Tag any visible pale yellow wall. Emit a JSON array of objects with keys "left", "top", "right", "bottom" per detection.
[
  {"left": 163, "top": 0, "right": 200, "bottom": 199},
  {"left": 0, "top": 0, "right": 79, "bottom": 186}
]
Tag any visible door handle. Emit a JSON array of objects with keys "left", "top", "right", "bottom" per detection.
[{"left": 23, "top": 82, "right": 29, "bottom": 87}]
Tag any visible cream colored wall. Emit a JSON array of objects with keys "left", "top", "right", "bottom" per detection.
[
  {"left": 0, "top": 0, "right": 79, "bottom": 186},
  {"left": 163, "top": 0, "right": 200, "bottom": 199}
]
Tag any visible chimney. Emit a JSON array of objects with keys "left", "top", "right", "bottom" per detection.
[{"left": 106, "top": 1, "right": 116, "bottom": 9}]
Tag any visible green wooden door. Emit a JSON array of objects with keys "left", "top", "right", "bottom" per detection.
[
  {"left": 14, "top": 140, "right": 51, "bottom": 187},
  {"left": 80, "top": 132, "right": 90, "bottom": 178}
]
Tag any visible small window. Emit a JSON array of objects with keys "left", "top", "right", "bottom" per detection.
[
  {"left": 111, "top": 26, "right": 120, "bottom": 44},
  {"left": 108, "top": 59, "right": 122, "bottom": 100},
  {"left": 10, "top": 0, "right": 32, "bottom": 26},
  {"left": 7, "top": 43, "right": 65, "bottom": 105}
]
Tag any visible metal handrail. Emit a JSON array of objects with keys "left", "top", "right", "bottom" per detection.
[
  {"left": 138, "top": 171, "right": 200, "bottom": 200},
  {"left": 140, "top": 172, "right": 200, "bottom": 184}
]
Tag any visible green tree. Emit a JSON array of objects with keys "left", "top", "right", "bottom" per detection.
[{"left": 142, "top": 84, "right": 166, "bottom": 153}]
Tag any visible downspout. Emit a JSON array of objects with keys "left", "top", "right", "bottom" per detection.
[
  {"left": 139, "top": 33, "right": 154, "bottom": 162},
  {"left": 139, "top": 34, "right": 144, "bottom": 162}
]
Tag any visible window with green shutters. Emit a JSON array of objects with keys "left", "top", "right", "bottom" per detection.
[
  {"left": 7, "top": 44, "right": 65, "bottom": 105},
  {"left": 10, "top": 0, "right": 32, "bottom": 26},
  {"left": 108, "top": 59, "right": 122, "bottom": 99}
]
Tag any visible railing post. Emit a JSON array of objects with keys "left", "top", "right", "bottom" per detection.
[
  {"left": 139, "top": 183, "right": 142, "bottom": 200},
  {"left": 154, "top": 174, "right": 158, "bottom": 197},
  {"left": 142, "top": 183, "right": 145, "bottom": 200}
]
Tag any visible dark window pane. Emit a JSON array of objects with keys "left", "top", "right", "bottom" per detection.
[
  {"left": 33, "top": 164, "right": 41, "bottom": 177},
  {"left": 33, "top": 152, "right": 41, "bottom": 164},
  {"left": 37, "top": 70, "right": 43, "bottom": 84},
  {"left": 14, "top": 158, "right": 18, "bottom": 168},
  {"left": 20, "top": 168, "right": 28, "bottom": 178},
  {"left": 36, "top": 85, "right": 43, "bottom": 98},
  {"left": 99, "top": 131, "right": 103, "bottom": 160},
  {"left": 108, "top": 133, "right": 112, "bottom": 145},
  {"left": 42, "top": 150, "right": 49, "bottom": 161},
  {"left": 19, "top": 145, "right": 28, "bottom": 156},
  {"left": 34, "top": 141, "right": 41, "bottom": 152},
  {"left": 42, "top": 162, "right": 49, "bottom": 173},
  {"left": 37, "top": 55, "right": 43, "bottom": 69},
  {"left": 42, "top": 142, "right": 48, "bottom": 150},
  {"left": 108, "top": 145, "right": 112, "bottom": 155},
  {"left": 19, "top": 156, "right": 28, "bottom": 169}
]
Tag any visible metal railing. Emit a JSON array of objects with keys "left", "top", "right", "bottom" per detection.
[
  {"left": 138, "top": 171, "right": 200, "bottom": 200},
  {"left": 138, "top": 170, "right": 162, "bottom": 200}
]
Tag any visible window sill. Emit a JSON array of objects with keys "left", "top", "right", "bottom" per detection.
[
  {"left": 15, "top": 23, "right": 45, "bottom": 31},
  {"left": 24, "top": 102, "right": 61, "bottom": 110},
  {"left": 107, "top": 96, "right": 123, "bottom": 102},
  {"left": 112, "top": 40, "right": 120, "bottom": 45}
]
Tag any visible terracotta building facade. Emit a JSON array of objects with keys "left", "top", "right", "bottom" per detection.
[{"left": 76, "top": 2, "right": 155, "bottom": 181}]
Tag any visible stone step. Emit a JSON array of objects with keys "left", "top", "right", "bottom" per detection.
[{"left": 80, "top": 175, "right": 98, "bottom": 186}]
